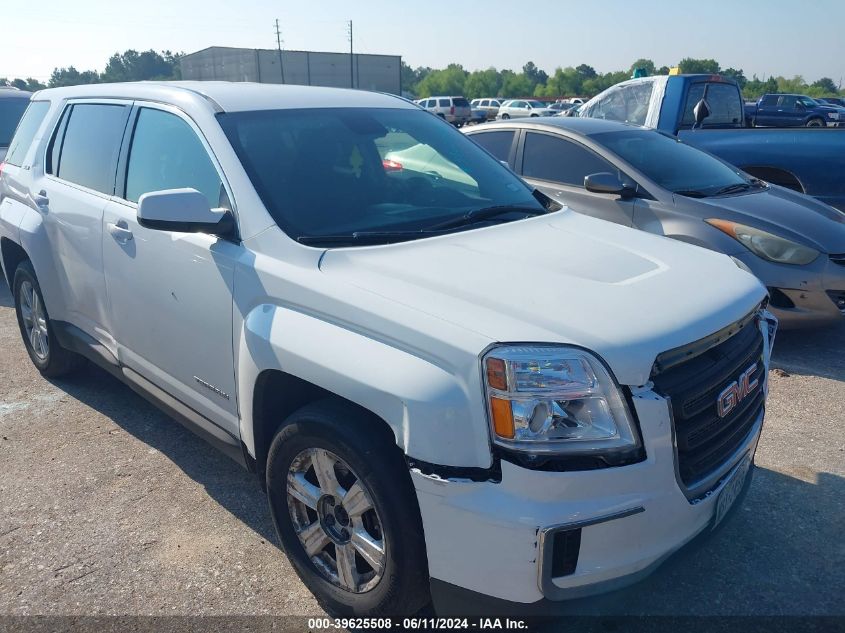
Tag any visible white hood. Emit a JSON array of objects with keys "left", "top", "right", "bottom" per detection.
[{"left": 318, "top": 211, "right": 766, "bottom": 386}]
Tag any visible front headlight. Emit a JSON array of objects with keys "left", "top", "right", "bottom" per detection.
[
  {"left": 706, "top": 219, "right": 819, "bottom": 265},
  {"left": 482, "top": 346, "right": 640, "bottom": 456}
]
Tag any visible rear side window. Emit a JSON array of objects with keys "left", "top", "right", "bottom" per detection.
[
  {"left": 438, "top": 99, "right": 450, "bottom": 107},
  {"left": 682, "top": 83, "right": 743, "bottom": 127},
  {"left": 54, "top": 104, "right": 130, "bottom": 194},
  {"left": 4, "top": 101, "right": 50, "bottom": 166},
  {"left": 760, "top": 95, "right": 777, "bottom": 107},
  {"left": 522, "top": 132, "right": 615, "bottom": 187},
  {"left": 470, "top": 131, "right": 515, "bottom": 163},
  {"left": 125, "top": 108, "right": 222, "bottom": 206}
]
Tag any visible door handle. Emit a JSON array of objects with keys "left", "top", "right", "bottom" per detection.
[{"left": 107, "top": 222, "right": 133, "bottom": 243}]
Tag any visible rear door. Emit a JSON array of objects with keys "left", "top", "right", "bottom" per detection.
[
  {"left": 36, "top": 100, "right": 131, "bottom": 344},
  {"left": 102, "top": 103, "right": 241, "bottom": 436},
  {"left": 518, "top": 130, "right": 635, "bottom": 226}
]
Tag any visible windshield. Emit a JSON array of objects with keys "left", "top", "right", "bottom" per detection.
[
  {"left": 593, "top": 129, "right": 753, "bottom": 196},
  {"left": 219, "top": 107, "right": 545, "bottom": 242},
  {"left": 0, "top": 98, "right": 30, "bottom": 146},
  {"left": 527, "top": 101, "right": 547, "bottom": 109},
  {"left": 798, "top": 97, "right": 819, "bottom": 108}
]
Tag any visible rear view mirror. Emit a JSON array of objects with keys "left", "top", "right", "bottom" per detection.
[
  {"left": 137, "top": 188, "right": 235, "bottom": 237},
  {"left": 585, "top": 172, "right": 633, "bottom": 198},
  {"left": 693, "top": 99, "right": 711, "bottom": 125}
]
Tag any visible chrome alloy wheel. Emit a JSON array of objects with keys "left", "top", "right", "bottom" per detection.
[
  {"left": 287, "top": 448, "right": 386, "bottom": 593},
  {"left": 19, "top": 280, "right": 48, "bottom": 361}
]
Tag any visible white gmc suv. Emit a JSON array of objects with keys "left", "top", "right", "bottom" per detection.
[{"left": 0, "top": 82, "right": 776, "bottom": 616}]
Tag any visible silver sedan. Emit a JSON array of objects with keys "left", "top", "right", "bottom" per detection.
[{"left": 466, "top": 117, "right": 845, "bottom": 328}]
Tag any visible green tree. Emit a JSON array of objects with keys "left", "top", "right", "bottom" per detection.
[
  {"left": 776, "top": 75, "right": 807, "bottom": 94},
  {"left": 415, "top": 64, "right": 468, "bottom": 97},
  {"left": 721, "top": 68, "right": 747, "bottom": 89},
  {"left": 811, "top": 77, "right": 838, "bottom": 95},
  {"left": 102, "top": 49, "right": 178, "bottom": 82},
  {"left": 522, "top": 61, "right": 548, "bottom": 89},
  {"left": 500, "top": 70, "right": 534, "bottom": 97},
  {"left": 629, "top": 58, "right": 656, "bottom": 77},
  {"left": 657, "top": 66, "right": 671, "bottom": 75},
  {"left": 575, "top": 64, "right": 597, "bottom": 80},
  {"left": 464, "top": 68, "right": 501, "bottom": 99},
  {"left": 48, "top": 66, "right": 101, "bottom": 88},
  {"left": 678, "top": 58, "right": 721, "bottom": 74}
]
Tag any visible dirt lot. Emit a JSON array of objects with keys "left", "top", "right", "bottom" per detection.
[{"left": 0, "top": 280, "right": 842, "bottom": 617}]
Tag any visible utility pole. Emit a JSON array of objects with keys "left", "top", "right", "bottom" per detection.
[
  {"left": 347, "top": 20, "right": 354, "bottom": 89},
  {"left": 275, "top": 19, "right": 285, "bottom": 84}
]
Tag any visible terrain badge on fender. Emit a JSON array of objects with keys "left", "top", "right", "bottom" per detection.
[{"left": 716, "top": 363, "right": 759, "bottom": 418}]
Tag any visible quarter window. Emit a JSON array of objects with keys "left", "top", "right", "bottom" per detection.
[
  {"left": 53, "top": 103, "right": 129, "bottom": 194},
  {"left": 470, "top": 131, "right": 514, "bottom": 163},
  {"left": 125, "top": 108, "right": 223, "bottom": 207},
  {"left": 522, "top": 133, "right": 616, "bottom": 187},
  {"left": 438, "top": 99, "right": 450, "bottom": 107},
  {"left": 4, "top": 101, "right": 50, "bottom": 166}
]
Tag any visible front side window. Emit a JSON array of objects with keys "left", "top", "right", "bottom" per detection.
[
  {"left": 522, "top": 132, "right": 615, "bottom": 187},
  {"left": 595, "top": 129, "right": 750, "bottom": 196},
  {"left": 681, "top": 83, "right": 743, "bottom": 127},
  {"left": 218, "top": 107, "right": 544, "bottom": 242},
  {"left": 125, "top": 108, "right": 223, "bottom": 206},
  {"left": 54, "top": 103, "right": 129, "bottom": 194},
  {"left": 470, "top": 130, "right": 515, "bottom": 163},
  {"left": 4, "top": 101, "right": 50, "bottom": 166}
]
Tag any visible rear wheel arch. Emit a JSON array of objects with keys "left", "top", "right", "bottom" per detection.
[
  {"left": 1, "top": 238, "right": 28, "bottom": 288},
  {"left": 251, "top": 370, "right": 399, "bottom": 478}
]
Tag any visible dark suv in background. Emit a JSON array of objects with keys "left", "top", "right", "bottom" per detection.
[{"left": 0, "top": 88, "right": 31, "bottom": 162}]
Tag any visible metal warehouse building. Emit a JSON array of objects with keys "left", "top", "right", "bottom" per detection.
[{"left": 180, "top": 47, "right": 401, "bottom": 94}]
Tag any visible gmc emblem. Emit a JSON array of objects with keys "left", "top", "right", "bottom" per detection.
[{"left": 717, "top": 363, "right": 759, "bottom": 418}]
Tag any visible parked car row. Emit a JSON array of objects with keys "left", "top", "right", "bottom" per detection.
[
  {"left": 575, "top": 74, "right": 845, "bottom": 212},
  {"left": 2, "top": 81, "right": 778, "bottom": 617},
  {"left": 418, "top": 96, "right": 583, "bottom": 126},
  {"left": 745, "top": 94, "right": 845, "bottom": 128},
  {"left": 465, "top": 117, "right": 845, "bottom": 328},
  {"left": 0, "top": 87, "right": 32, "bottom": 162}
]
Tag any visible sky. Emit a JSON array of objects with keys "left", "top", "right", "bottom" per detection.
[{"left": 3, "top": 0, "right": 844, "bottom": 84}]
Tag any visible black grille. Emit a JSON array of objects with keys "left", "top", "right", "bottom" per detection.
[{"left": 652, "top": 317, "right": 764, "bottom": 488}]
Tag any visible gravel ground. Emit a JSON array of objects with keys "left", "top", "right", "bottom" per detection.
[{"left": 0, "top": 280, "right": 842, "bottom": 618}]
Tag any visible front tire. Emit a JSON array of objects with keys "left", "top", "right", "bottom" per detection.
[
  {"left": 501, "top": 113, "right": 510, "bottom": 119},
  {"left": 266, "top": 400, "right": 430, "bottom": 616},
  {"left": 806, "top": 117, "right": 825, "bottom": 127},
  {"left": 13, "top": 260, "right": 82, "bottom": 378}
]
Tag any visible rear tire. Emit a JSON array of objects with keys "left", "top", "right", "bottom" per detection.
[
  {"left": 501, "top": 113, "right": 510, "bottom": 119},
  {"left": 13, "top": 260, "right": 83, "bottom": 378},
  {"left": 266, "top": 399, "right": 430, "bottom": 616}
]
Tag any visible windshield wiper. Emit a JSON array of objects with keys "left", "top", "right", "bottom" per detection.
[
  {"left": 297, "top": 230, "right": 447, "bottom": 246},
  {"left": 713, "top": 182, "right": 754, "bottom": 196},
  {"left": 673, "top": 190, "right": 710, "bottom": 198},
  {"left": 427, "top": 205, "right": 549, "bottom": 231}
]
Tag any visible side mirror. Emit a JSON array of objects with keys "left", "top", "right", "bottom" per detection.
[
  {"left": 693, "top": 99, "right": 711, "bottom": 125},
  {"left": 585, "top": 172, "right": 634, "bottom": 198},
  {"left": 137, "top": 188, "right": 235, "bottom": 237}
]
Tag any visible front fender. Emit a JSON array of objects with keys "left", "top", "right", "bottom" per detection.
[{"left": 237, "top": 304, "right": 493, "bottom": 469}]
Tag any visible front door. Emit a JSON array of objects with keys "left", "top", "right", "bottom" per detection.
[
  {"left": 519, "top": 131, "right": 635, "bottom": 226},
  {"left": 101, "top": 104, "right": 241, "bottom": 436}
]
